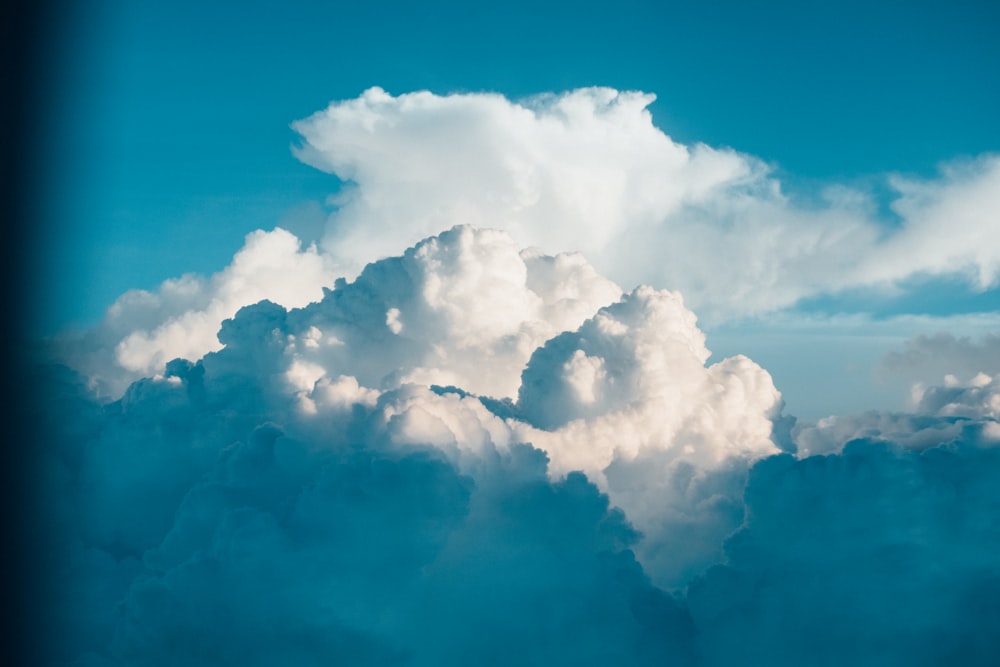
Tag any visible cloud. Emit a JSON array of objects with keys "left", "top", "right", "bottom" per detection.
[
  {"left": 60, "top": 225, "right": 622, "bottom": 403},
  {"left": 37, "top": 223, "right": 792, "bottom": 662},
  {"left": 34, "top": 86, "right": 1000, "bottom": 665},
  {"left": 688, "top": 436, "right": 1000, "bottom": 666},
  {"left": 220, "top": 227, "right": 782, "bottom": 591},
  {"left": 56, "top": 88, "right": 1000, "bottom": 402},
  {"left": 34, "top": 221, "right": 1000, "bottom": 665},
  {"left": 294, "top": 87, "right": 1000, "bottom": 321},
  {"left": 36, "top": 348, "right": 697, "bottom": 665},
  {"left": 791, "top": 406, "right": 1000, "bottom": 456},
  {"left": 914, "top": 372, "right": 1000, "bottom": 420},
  {"left": 508, "top": 285, "right": 781, "bottom": 586},
  {"left": 292, "top": 87, "right": 754, "bottom": 277},
  {"left": 872, "top": 158, "right": 1000, "bottom": 290},
  {"left": 38, "top": 308, "right": 1000, "bottom": 665},
  {"left": 790, "top": 332, "right": 1000, "bottom": 456},
  {"left": 56, "top": 228, "right": 336, "bottom": 397},
  {"left": 879, "top": 332, "right": 1000, "bottom": 389}
]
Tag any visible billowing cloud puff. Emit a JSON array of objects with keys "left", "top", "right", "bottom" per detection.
[
  {"left": 189, "top": 228, "right": 782, "bottom": 591},
  {"left": 914, "top": 372, "right": 1000, "bottom": 420},
  {"left": 785, "top": 332, "right": 1000, "bottom": 455},
  {"left": 63, "top": 225, "right": 621, "bottom": 402},
  {"left": 517, "top": 286, "right": 779, "bottom": 476},
  {"left": 282, "top": 225, "right": 622, "bottom": 401},
  {"left": 294, "top": 87, "right": 1000, "bottom": 320},
  {"left": 293, "top": 87, "right": 754, "bottom": 275},
  {"left": 507, "top": 286, "right": 781, "bottom": 587},
  {"left": 57, "top": 228, "right": 336, "bottom": 397},
  {"left": 793, "top": 359, "right": 1000, "bottom": 457}
]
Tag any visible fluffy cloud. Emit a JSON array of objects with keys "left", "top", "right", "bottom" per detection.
[
  {"left": 34, "top": 222, "right": 1000, "bottom": 665},
  {"left": 293, "top": 87, "right": 754, "bottom": 277},
  {"left": 516, "top": 286, "right": 779, "bottom": 475},
  {"left": 784, "top": 332, "right": 1000, "bottom": 453},
  {"left": 59, "top": 88, "right": 1000, "bottom": 401},
  {"left": 282, "top": 225, "right": 622, "bottom": 401},
  {"left": 295, "top": 87, "right": 1000, "bottom": 321},
  {"left": 57, "top": 228, "right": 336, "bottom": 397},
  {"left": 37, "top": 339, "right": 700, "bottom": 665},
  {"left": 914, "top": 372, "right": 1000, "bottom": 420},
  {"left": 36, "top": 223, "right": 788, "bottom": 662},
  {"left": 61, "top": 225, "right": 621, "bottom": 402},
  {"left": 35, "top": 85, "right": 1000, "bottom": 665},
  {"left": 508, "top": 286, "right": 781, "bottom": 586}
]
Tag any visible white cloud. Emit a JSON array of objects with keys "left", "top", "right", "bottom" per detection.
[
  {"left": 871, "top": 157, "right": 1000, "bottom": 289},
  {"left": 506, "top": 285, "right": 781, "bottom": 588},
  {"left": 257, "top": 227, "right": 780, "bottom": 504},
  {"left": 280, "top": 225, "right": 623, "bottom": 401},
  {"left": 515, "top": 286, "right": 780, "bottom": 480},
  {"left": 914, "top": 372, "right": 1000, "bottom": 420},
  {"left": 294, "top": 87, "right": 1000, "bottom": 322},
  {"left": 113, "top": 228, "right": 334, "bottom": 374},
  {"left": 57, "top": 88, "right": 1000, "bottom": 404},
  {"left": 35, "top": 85, "right": 1000, "bottom": 665},
  {"left": 59, "top": 228, "right": 336, "bottom": 397},
  {"left": 57, "top": 224, "right": 786, "bottom": 590}
]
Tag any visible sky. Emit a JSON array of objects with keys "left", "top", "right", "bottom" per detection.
[
  {"left": 29, "top": 0, "right": 1000, "bottom": 419},
  {"left": 12, "top": 0, "right": 1000, "bottom": 665}
]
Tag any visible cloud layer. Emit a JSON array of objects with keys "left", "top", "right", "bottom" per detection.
[
  {"left": 35, "top": 86, "right": 1000, "bottom": 665},
  {"left": 37, "top": 222, "right": 1000, "bottom": 665}
]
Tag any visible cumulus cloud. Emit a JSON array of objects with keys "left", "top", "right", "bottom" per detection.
[
  {"left": 790, "top": 330, "right": 1000, "bottom": 456},
  {"left": 282, "top": 225, "right": 623, "bottom": 401},
  {"left": 505, "top": 286, "right": 781, "bottom": 586},
  {"left": 34, "top": 222, "right": 1000, "bottom": 665},
  {"left": 35, "top": 86, "right": 1000, "bottom": 665},
  {"left": 293, "top": 87, "right": 755, "bottom": 278},
  {"left": 60, "top": 225, "right": 622, "bottom": 402},
  {"left": 914, "top": 372, "right": 1000, "bottom": 420},
  {"left": 293, "top": 87, "right": 1000, "bottom": 321},
  {"left": 57, "top": 88, "right": 1000, "bottom": 399},
  {"left": 36, "top": 335, "right": 697, "bottom": 665},
  {"left": 57, "top": 228, "right": 336, "bottom": 397}
]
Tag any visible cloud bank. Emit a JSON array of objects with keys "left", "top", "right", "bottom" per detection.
[
  {"left": 37, "top": 223, "right": 1000, "bottom": 665},
  {"left": 35, "top": 86, "right": 1000, "bottom": 665}
]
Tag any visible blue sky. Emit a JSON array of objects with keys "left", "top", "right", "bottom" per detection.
[
  {"left": 20, "top": 2, "right": 1000, "bottom": 665},
  {"left": 32, "top": 0, "right": 1000, "bottom": 421},
  {"left": 37, "top": 0, "right": 999, "bottom": 332}
]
